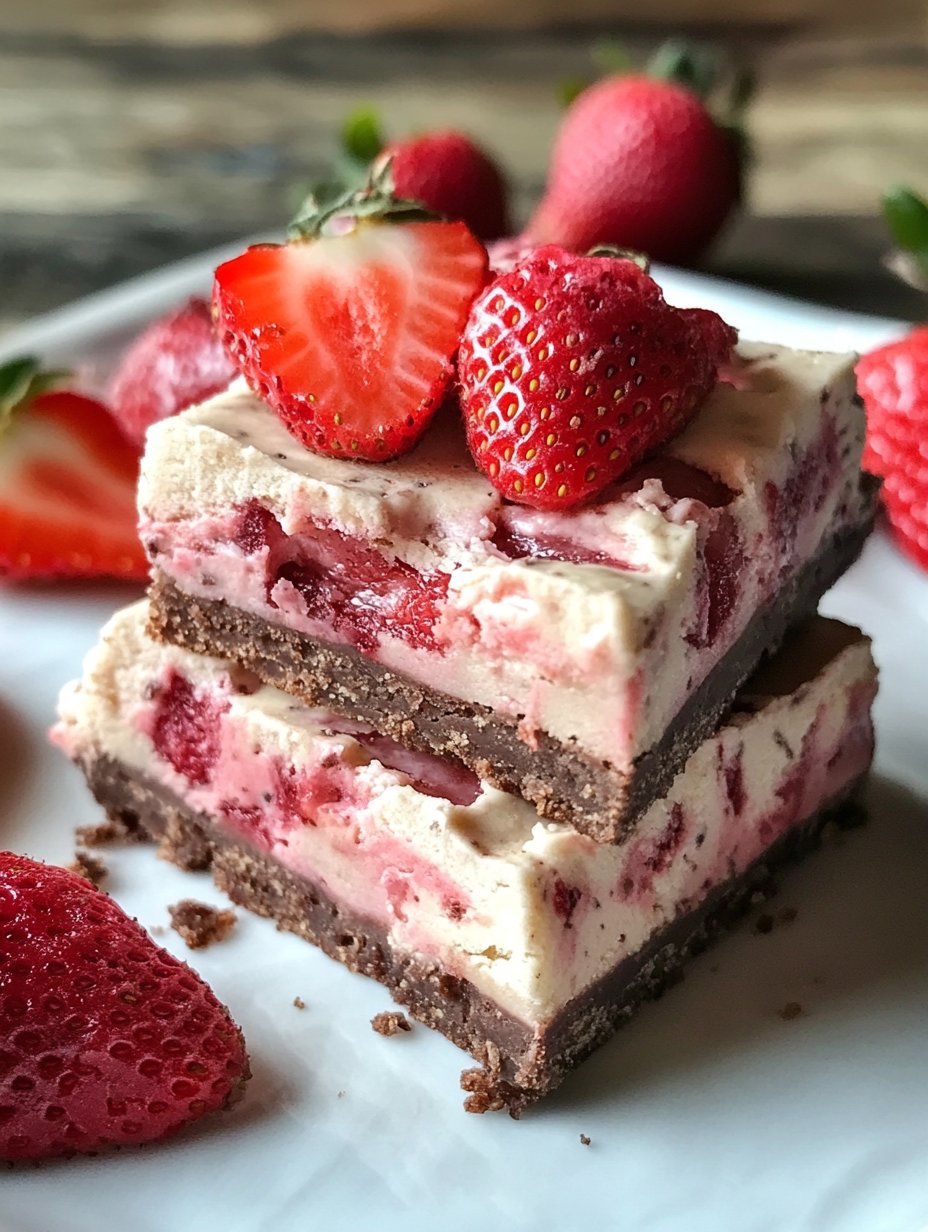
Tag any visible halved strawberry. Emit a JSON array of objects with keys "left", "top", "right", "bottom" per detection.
[
  {"left": 0, "top": 358, "right": 148, "bottom": 582},
  {"left": 213, "top": 178, "right": 488, "bottom": 460}
]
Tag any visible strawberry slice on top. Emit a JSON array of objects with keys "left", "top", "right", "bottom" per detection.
[
  {"left": 0, "top": 358, "right": 148, "bottom": 582},
  {"left": 213, "top": 171, "right": 488, "bottom": 461}
]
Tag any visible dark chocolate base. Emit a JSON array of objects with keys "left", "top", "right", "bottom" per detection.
[
  {"left": 147, "top": 494, "right": 875, "bottom": 844},
  {"left": 77, "top": 753, "right": 865, "bottom": 1116}
]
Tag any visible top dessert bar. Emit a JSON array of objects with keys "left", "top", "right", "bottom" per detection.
[{"left": 140, "top": 341, "right": 875, "bottom": 843}]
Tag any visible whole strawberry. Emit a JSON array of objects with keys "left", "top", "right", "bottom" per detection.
[
  {"left": 856, "top": 326, "right": 928, "bottom": 570},
  {"left": 342, "top": 109, "right": 510, "bottom": 241},
  {"left": 377, "top": 132, "right": 509, "bottom": 242},
  {"left": 0, "top": 852, "right": 249, "bottom": 1161},
  {"left": 525, "top": 42, "right": 747, "bottom": 265},
  {"left": 214, "top": 169, "right": 487, "bottom": 461},
  {"left": 109, "top": 297, "right": 237, "bottom": 449},
  {"left": 458, "top": 245, "right": 736, "bottom": 510}
]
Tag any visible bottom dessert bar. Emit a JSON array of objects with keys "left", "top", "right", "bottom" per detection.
[
  {"left": 77, "top": 757, "right": 863, "bottom": 1116},
  {"left": 54, "top": 605, "right": 877, "bottom": 1114}
]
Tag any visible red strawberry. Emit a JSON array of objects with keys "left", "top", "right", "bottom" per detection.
[
  {"left": 525, "top": 44, "right": 746, "bottom": 265},
  {"left": 377, "top": 132, "right": 510, "bottom": 241},
  {"left": 214, "top": 178, "right": 488, "bottom": 461},
  {"left": 0, "top": 852, "right": 249, "bottom": 1161},
  {"left": 457, "top": 245, "right": 736, "bottom": 510},
  {"left": 109, "top": 297, "right": 237, "bottom": 448},
  {"left": 0, "top": 358, "right": 148, "bottom": 582},
  {"left": 856, "top": 326, "right": 928, "bottom": 570},
  {"left": 342, "top": 109, "right": 510, "bottom": 241}
]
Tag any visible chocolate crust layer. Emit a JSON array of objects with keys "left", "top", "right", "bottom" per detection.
[
  {"left": 147, "top": 497, "right": 875, "bottom": 843},
  {"left": 78, "top": 753, "right": 865, "bottom": 1116}
]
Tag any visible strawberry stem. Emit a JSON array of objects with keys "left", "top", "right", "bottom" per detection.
[
  {"left": 558, "top": 76, "right": 593, "bottom": 107},
  {"left": 342, "top": 106, "right": 385, "bottom": 166},
  {"left": 590, "top": 40, "right": 633, "bottom": 75},
  {"left": 0, "top": 356, "right": 69, "bottom": 440},
  {"left": 288, "top": 161, "right": 438, "bottom": 241},
  {"left": 588, "top": 245, "right": 652, "bottom": 272},
  {"left": 647, "top": 38, "right": 723, "bottom": 102},
  {"left": 883, "top": 186, "right": 928, "bottom": 270}
]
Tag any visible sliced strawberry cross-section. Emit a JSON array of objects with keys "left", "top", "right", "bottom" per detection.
[
  {"left": 0, "top": 357, "right": 148, "bottom": 582},
  {"left": 214, "top": 177, "right": 488, "bottom": 461}
]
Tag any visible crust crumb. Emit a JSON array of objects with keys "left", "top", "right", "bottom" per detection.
[
  {"left": 68, "top": 850, "right": 108, "bottom": 886},
  {"left": 371, "top": 1010, "right": 411, "bottom": 1037},
  {"left": 168, "top": 899, "right": 237, "bottom": 949},
  {"left": 580, "top": 1134, "right": 591, "bottom": 1146},
  {"left": 756, "top": 906, "right": 798, "bottom": 935},
  {"left": 460, "top": 1043, "right": 526, "bottom": 1119},
  {"left": 778, "top": 1001, "right": 804, "bottom": 1021},
  {"left": 293, "top": 996, "right": 306, "bottom": 1010},
  {"left": 75, "top": 817, "right": 143, "bottom": 847}
]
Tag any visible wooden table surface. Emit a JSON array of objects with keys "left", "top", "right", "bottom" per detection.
[{"left": 3, "top": 8, "right": 927, "bottom": 333}]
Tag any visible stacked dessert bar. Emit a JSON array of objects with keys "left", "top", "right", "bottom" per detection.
[
  {"left": 55, "top": 346, "right": 878, "bottom": 1112},
  {"left": 54, "top": 232, "right": 878, "bottom": 1113}
]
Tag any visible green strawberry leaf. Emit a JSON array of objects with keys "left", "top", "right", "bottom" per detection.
[
  {"left": 729, "top": 67, "right": 756, "bottom": 121},
  {"left": 0, "top": 356, "right": 68, "bottom": 441},
  {"left": 883, "top": 186, "right": 928, "bottom": 263},
  {"left": 558, "top": 76, "right": 593, "bottom": 107},
  {"left": 288, "top": 161, "right": 436, "bottom": 241},
  {"left": 590, "top": 40, "right": 632, "bottom": 76},
  {"left": 647, "top": 38, "right": 722, "bottom": 101},
  {"left": 342, "top": 106, "right": 385, "bottom": 166}
]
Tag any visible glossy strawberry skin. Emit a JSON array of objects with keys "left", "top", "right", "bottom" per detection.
[
  {"left": 0, "top": 853, "right": 249, "bottom": 1161},
  {"left": 0, "top": 390, "right": 148, "bottom": 582},
  {"left": 213, "top": 220, "right": 488, "bottom": 461},
  {"left": 380, "top": 130, "right": 510, "bottom": 241},
  {"left": 457, "top": 245, "right": 736, "bottom": 510},
  {"left": 856, "top": 327, "right": 928, "bottom": 570},
  {"left": 109, "top": 298, "right": 237, "bottom": 448},
  {"left": 526, "top": 76, "right": 741, "bottom": 265}
]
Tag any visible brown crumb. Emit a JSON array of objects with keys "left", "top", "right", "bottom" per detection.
[
  {"left": 75, "top": 817, "right": 142, "bottom": 847},
  {"left": 460, "top": 1043, "right": 526, "bottom": 1119},
  {"left": 579, "top": 1134, "right": 591, "bottom": 1147},
  {"left": 293, "top": 996, "right": 306, "bottom": 1010},
  {"left": 371, "top": 1010, "right": 411, "bottom": 1037},
  {"left": 168, "top": 899, "right": 237, "bottom": 949},
  {"left": 756, "top": 906, "right": 798, "bottom": 935},
  {"left": 68, "top": 850, "right": 108, "bottom": 886},
  {"left": 778, "top": 1001, "right": 804, "bottom": 1021}
]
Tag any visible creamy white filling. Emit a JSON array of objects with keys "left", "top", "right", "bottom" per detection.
[{"left": 54, "top": 603, "right": 876, "bottom": 1025}]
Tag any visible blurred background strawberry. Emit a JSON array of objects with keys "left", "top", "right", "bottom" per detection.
[
  {"left": 525, "top": 40, "right": 750, "bottom": 264},
  {"left": 341, "top": 109, "right": 510, "bottom": 240}
]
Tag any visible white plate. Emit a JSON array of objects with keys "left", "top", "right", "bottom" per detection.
[{"left": 2, "top": 253, "right": 928, "bottom": 1232}]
